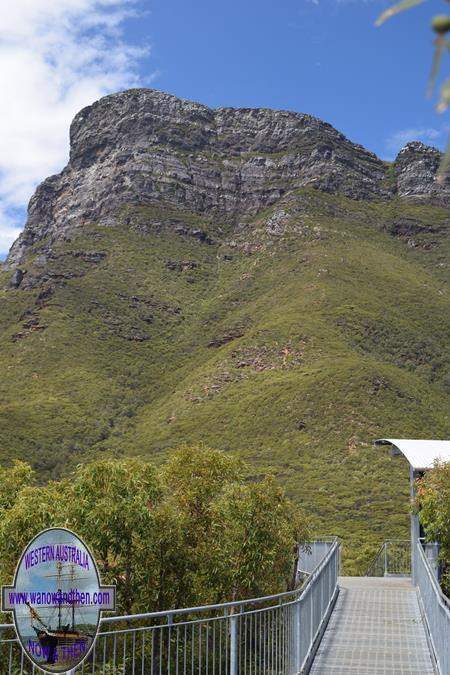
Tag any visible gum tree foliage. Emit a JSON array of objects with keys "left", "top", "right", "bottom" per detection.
[
  {"left": 0, "top": 446, "right": 309, "bottom": 616},
  {"left": 0, "top": 463, "right": 70, "bottom": 583},
  {"left": 377, "top": 0, "right": 450, "bottom": 173},
  {"left": 415, "top": 460, "right": 450, "bottom": 595},
  {"left": 0, "top": 461, "right": 34, "bottom": 512},
  {"left": 69, "top": 459, "right": 162, "bottom": 615},
  {"left": 208, "top": 478, "right": 307, "bottom": 601}
]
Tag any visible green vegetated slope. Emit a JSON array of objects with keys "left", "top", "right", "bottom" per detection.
[{"left": 0, "top": 188, "right": 449, "bottom": 573}]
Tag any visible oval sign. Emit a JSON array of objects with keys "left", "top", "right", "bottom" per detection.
[{"left": 1, "top": 527, "right": 116, "bottom": 673}]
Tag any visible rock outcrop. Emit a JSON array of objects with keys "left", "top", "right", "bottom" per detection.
[
  {"left": 395, "top": 141, "right": 449, "bottom": 200},
  {"left": 6, "top": 88, "right": 449, "bottom": 266}
]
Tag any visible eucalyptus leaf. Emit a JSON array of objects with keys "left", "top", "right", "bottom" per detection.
[
  {"left": 375, "top": 0, "right": 428, "bottom": 26},
  {"left": 428, "top": 37, "right": 445, "bottom": 96}
]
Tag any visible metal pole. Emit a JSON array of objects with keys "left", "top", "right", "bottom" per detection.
[
  {"left": 384, "top": 543, "right": 388, "bottom": 576},
  {"left": 229, "top": 606, "right": 238, "bottom": 675},
  {"left": 410, "top": 466, "right": 420, "bottom": 585},
  {"left": 294, "top": 600, "right": 301, "bottom": 674}
]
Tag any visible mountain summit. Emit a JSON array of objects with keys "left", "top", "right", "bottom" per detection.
[
  {"left": 1, "top": 89, "right": 449, "bottom": 572},
  {"left": 7, "top": 88, "right": 449, "bottom": 266}
]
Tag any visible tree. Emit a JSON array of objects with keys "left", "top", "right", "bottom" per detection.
[
  {"left": 0, "top": 447, "right": 310, "bottom": 616},
  {"left": 68, "top": 459, "right": 163, "bottom": 614},
  {"left": 159, "top": 445, "right": 310, "bottom": 605},
  {"left": 207, "top": 477, "right": 309, "bottom": 602},
  {"left": 415, "top": 460, "right": 450, "bottom": 595},
  {"left": 161, "top": 443, "right": 244, "bottom": 528},
  {"left": 0, "top": 460, "right": 35, "bottom": 512},
  {"left": 0, "top": 478, "right": 70, "bottom": 588}
]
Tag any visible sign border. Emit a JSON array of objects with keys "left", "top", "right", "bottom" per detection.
[{"left": 1, "top": 526, "right": 116, "bottom": 674}]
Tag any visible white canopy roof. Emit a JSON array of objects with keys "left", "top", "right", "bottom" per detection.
[{"left": 375, "top": 438, "right": 450, "bottom": 471}]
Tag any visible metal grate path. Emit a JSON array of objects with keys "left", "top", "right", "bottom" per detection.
[{"left": 310, "top": 576, "right": 436, "bottom": 675}]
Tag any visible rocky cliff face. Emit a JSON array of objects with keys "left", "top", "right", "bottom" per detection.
[
  {"left": 6, "top": 88, "right": 450, "bottom": 266},
  {"left": 395, "top": 141, "right": 447, "bottom": 198}
]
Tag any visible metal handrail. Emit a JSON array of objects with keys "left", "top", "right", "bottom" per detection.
[
  {"left": 102, "top": 539, "right": 338, "bottom": 625},
  {"left": 415, "top": 538, "right": 450, "bottom": 675},
  {"left": 365, "top": 539, "right": 411, "bottom": 577},
  {"left": 0, "top": 537, "right": 341, "bottom": 674},
  {"left": 417, "top": 539, "right": 450, "bottom": 610},
  {"left": 365, "top": 542, "right": 386, "bottom": 576}
]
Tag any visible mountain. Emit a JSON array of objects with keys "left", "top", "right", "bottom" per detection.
[{"left": 1, "top": 89, "right": 449, "bottom": 572}]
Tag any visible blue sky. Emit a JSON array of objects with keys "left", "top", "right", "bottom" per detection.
[
  {"left": 0, "top": 0, "right": 448, "bottom": 258},
  {"left": 142, "top": 0, "right": 448, "bottom": 156}
]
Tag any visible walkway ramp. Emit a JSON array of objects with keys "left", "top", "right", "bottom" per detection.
[{"left": 310, "top": 576, "right": 436, "bottom": 674}]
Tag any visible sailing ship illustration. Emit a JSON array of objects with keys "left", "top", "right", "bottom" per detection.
[{"left": 25, "top": 561, "right": 95, "bottom": 667}]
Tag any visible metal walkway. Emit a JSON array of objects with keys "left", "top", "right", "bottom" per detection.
[
  {"left": 310, "top": 576, "right": 436, "bottom": 675},
  {"left": 2, "top": 539, "right": 448, "bottom": 673}
]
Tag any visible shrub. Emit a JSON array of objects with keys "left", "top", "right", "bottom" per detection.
[{"left": 415, "top": 460, "right": 450, "bottom": 596}]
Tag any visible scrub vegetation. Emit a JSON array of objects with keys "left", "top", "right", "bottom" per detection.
[{"left": 0, "top": 188, "right": 449, "bottom": 574}]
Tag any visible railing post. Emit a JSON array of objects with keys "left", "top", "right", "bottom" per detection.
[
  {"left": 294, "top": 599, "right": 301, "bottom": 674},
  {"left": 410, "top": 465, "right": 419, "bottom": 585},
  {"left": 384, "top": 543, "right": 388, "bottom": 576},
  {"left": 229, "top": 605, "right": 238, "bottom": 675}
]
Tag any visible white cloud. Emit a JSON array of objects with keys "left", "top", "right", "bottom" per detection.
[
  {"left": 0, "top": 0, "right": 149, "bottom": 257},
  {"left": 384, "top": 126, "right": 449, "bottom": 159},
  {"left": 0, "top": 223, "right": 22, "bottom": 259}
]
